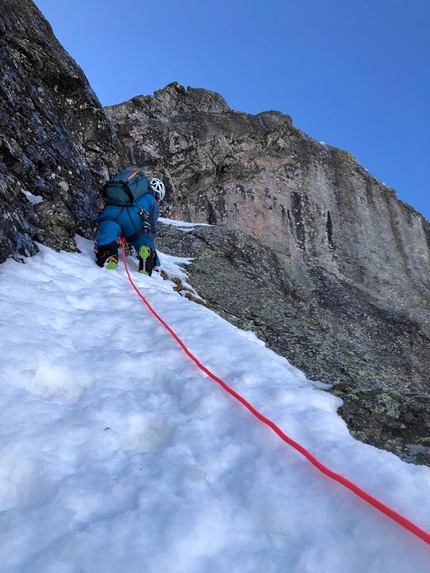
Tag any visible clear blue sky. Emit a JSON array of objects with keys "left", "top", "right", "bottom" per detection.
[{"left": 33, "top": 0, "right": 429, "bottom": 221}]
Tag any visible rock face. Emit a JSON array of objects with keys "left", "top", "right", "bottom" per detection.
[
  {"left": 0, "top": 0, "right": 124, "bottom": 262},
  {"left": 107, "top": 83, "right": 430, "bottom": 465},
  {"left": 107, "top": 83, "right": 429, "bottom": 310}
]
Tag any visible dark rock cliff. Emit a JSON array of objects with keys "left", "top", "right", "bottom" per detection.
[
  {"left": 0, "top": 0, "right": 123, "bottom": 262},
  {"left": 1, "top": 1, "right": 429, "bottom": 464}
]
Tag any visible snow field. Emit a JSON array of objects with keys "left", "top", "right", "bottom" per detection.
[{"left": 0, "top": 233, "right": 429, "bottom": 572}]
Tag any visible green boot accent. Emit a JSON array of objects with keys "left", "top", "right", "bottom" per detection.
[
  {"left": 105, "top": 256, "right": 118, "bottom": 270},
  {"left": 138, "top": 245, "right": 149, "bottom": 273},
  {"left": 139, "top": 245, "right": 149, "bottom": 260}
]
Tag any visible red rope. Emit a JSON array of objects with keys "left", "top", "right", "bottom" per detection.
[{"left": 120, "top": 241, "right": 430, "bottom": 547}]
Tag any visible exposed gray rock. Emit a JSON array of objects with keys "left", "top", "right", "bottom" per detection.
[
  {"left": 107, "top": 83, "right": 430, "bottom": 315},
  {"left": 0, "top": 0, "right": 124, "bottom": 261}
]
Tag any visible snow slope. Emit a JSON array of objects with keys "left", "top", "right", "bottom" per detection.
[{"left": 0, "top": 229, "right": 429, "bottom": 572}]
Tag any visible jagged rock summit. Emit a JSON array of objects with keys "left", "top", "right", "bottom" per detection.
[{"left": 108, "top": 82, "right": 429, "bottom": 310}]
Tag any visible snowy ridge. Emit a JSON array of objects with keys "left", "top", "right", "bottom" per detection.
[{"left": 0, "top": 233, "right": 429, "bottom": 572}]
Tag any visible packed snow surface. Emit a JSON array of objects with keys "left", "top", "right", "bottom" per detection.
[{"left": 0, "top": 229, "right": 429, "bottom": 572}]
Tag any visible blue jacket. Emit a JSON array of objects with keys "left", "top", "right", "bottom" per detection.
[{"left": 94, "top": 192, "right": 159, "bottom": 251}]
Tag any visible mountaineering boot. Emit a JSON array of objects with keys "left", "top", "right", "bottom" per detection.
[
  {"left": 145, "top": 248, "right": 155, "bottom": 276},
  {"left": 138, "top": 245, "right": 150, "bottom": 274},
  {"left": 105, "top": 256, "right": 118, "bottom": 270},
  {"left": 95, "top": 241, "right": 119, "bottom": 269}
]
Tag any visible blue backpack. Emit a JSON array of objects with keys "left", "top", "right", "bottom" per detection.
[{"left": 102, "top": 169, "right": 153, "bottom": 206}]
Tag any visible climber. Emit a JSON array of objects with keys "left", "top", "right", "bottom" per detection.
[{"left": 93, "top": 171, "right": 165, "bottom": 274}]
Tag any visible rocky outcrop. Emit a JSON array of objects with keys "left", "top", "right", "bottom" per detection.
[
  {"left": 0, "top": 0, "right": 124, "bottom": 262},
  {"left": 107, "top": 83, "right": 430, "bottom": 465},
  {"left": 107, "top": 83, "right": 430, "bottom": 313}
]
